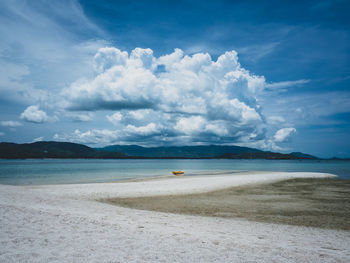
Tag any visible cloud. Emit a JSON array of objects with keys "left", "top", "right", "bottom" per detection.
[
  {"left": 174, "top": 116, "right": 206, "bottom": 135},
  {"left": 66, "top": 112, "right": 94, "bottom": 122},
  {"left": 128, "top": 109, "right": 152, "bottom": 120},
  {"left": 93, "top": 47, "right": 128, "bottom": 73},
  {"left": 125, "top": 123, "right": 160, "bottom": 136},
  {"left": 0, "top": 0, "right": 103, "bottom": 61},
  {"left": 60, "top": 47, "right": 271, "bottom": 145},
  {"left": 0, "top": 0, "right": 105, "bottom": 106},
  {"left": 261, "top": 91, "right": 350, "bottom": 127},
  {"left": 266, "top": 79, "right": 310, "bottom": 90},
  {"left": 0, "top": 62, "right": 48, "bottom": 104},
  {"left": 236, "top": 138, "right": 283, "bottom": 152},
  {"left": 54, "top": 129, "right": 119, "bottom": 145},
  {"left": 0, "top": 132, "right": 4, "bottom": 136},
  {"left": 238, "top": 42, "right": 280, "bottom": 61},
  {"left": 106, "top": 112, "right": 123, "bottom": 125},
  {"left": 0, "top": 121, "right": 22, "bottom": 127},
  {"left": 32, "top": 136, "right": 44, "bottom": 142},
  {"left": 20, "top": 105, "right": 49, "bottom": 123},
  {"left": 274, "top": 128, "right": 297, "bottom": 142},
  {"left": 267, "top": 116, "right": 285, "bottom": 124},
  {"left": 64, "top": 47, "right": 266, "bottom": 114}
]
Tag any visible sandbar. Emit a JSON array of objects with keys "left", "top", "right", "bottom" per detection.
[
  {"left": 106, "top": 178, "right": 350, "bottom": 230},
  {"left": 1, "top": 171, "right": 349, "bottom": 262}
]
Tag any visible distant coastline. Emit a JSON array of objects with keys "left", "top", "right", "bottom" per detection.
[{"left": 0, "top": 141, "right": 348, "bottom": 160}]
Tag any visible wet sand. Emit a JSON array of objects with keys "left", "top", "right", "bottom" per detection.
[{"left": 105, "top": 178, "right": 350, "bottom": 230}]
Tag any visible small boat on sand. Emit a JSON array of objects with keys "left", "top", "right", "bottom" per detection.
[{"left": 172, "top": 171, "right": 184, "bottom": 176}]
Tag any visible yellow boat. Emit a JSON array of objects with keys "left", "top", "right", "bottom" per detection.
[{"left": 172, "top": 170, "right": 184, "bottom": 175}]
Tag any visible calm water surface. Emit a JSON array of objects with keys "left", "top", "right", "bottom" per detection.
[{"left": 0, "top": 159, "right": 349, "bottom": 185}]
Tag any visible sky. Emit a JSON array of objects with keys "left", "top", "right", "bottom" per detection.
[{"left": 0, "top": 0, "right": 349, "bottom": 158}]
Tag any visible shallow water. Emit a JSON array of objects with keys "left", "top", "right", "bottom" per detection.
[{"left": 0, "top": 159, "right": 349, "bottom": 185}]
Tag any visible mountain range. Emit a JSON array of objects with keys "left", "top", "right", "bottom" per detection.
[
  {"left": 0, "top": 141, "right": 320, "bottom": 159},
  {"left": 0, "top": 142, "right": 126, "bottom": 159}
]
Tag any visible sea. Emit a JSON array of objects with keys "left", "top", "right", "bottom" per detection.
[{"left": 0, "top": 159, "right": 349, "bottom": 185}]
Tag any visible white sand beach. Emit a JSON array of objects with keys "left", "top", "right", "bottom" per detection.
[{"left": 1, "top": 171, "right": 349, "bottom": 262}]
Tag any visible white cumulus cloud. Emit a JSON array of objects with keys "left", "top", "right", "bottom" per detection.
[
  {"left": 20, "top": 105, "right": 48, "bottom": 124},
  {"left": 61, "top": 46, "right": 269, "bottom": 145},
  {"left": 93, "top": 47, "right": 128, "bottom": 73},
  {"left": 106, "top": 112, "right": 123, "bottom": 125},
  {"left": 274, "top": 127, "right": 297, "bottom": 142},
  {"left": 54, "top": 129, "right": 119, "bottom": 145},
  {"left": 174, "top": 116, "right": 206, "bottom": 135},
  {"left": 125, "top": 123, "right": 160, "bottom": 136}
]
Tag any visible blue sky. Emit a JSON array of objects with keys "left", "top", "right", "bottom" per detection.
[{"left": 0, "top": 0, "right": 349, "bottom": 158}]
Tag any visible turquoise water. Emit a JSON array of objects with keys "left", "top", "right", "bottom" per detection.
[{"left": 0, "top": 159, "right": 349, "bottom": 185}]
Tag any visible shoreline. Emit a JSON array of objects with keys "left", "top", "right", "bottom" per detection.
[{"left": 1, "top": 171, "right": 349, "bottom": 262}]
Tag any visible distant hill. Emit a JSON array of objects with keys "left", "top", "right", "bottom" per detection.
[
  {"left": 0, "top": 141, "right": 126, "bottom": 159},
  {"left": 0, "top": 141, "right": 319, "bottom": 159},
  {"left": 289, "top": 152, "right": 318, "bottom": 159},
  {"left": 97, "top": 144, "right": 263, "bottom": 158},
  {"left": 97, "top": 144, "right": 317, "bottom": 159},
  {"left": 217, "top": 152, "right": 308, "bottom": 160}
]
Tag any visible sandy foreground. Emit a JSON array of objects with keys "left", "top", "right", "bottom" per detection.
[{"left": 1, "top": 171, "right": 349, "bottom": 262}]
